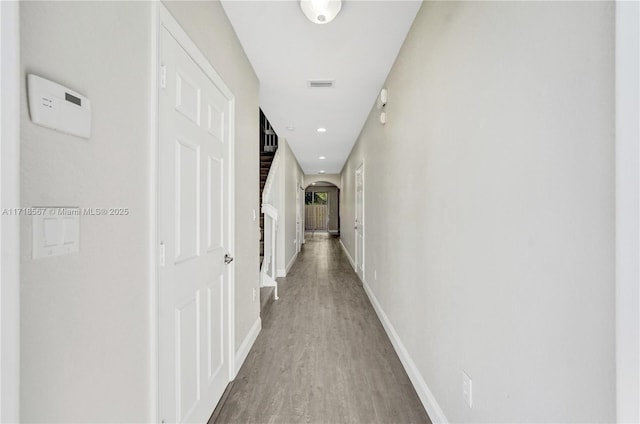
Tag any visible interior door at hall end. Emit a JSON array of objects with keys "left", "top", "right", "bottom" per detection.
[{"left": 158, "top": 25, "right": 231, "bottom": 423}]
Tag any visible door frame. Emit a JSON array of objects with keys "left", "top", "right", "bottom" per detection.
[
  {"left": 151, "top": 4, "right": 236, "bottom": 421},
  {"left": 325, "top": 191, "right": 331, "bottom": 232},
  {"left": 355, "top": 161, "right": 365, "bottom": 281},
  {"left": 296, "top": 181, "right": 303, "bottom": 252},
  {"left": 299, "top": 185, "right": 305, "bottom": 246},
  {"left": 0, "top": 2, "right": 20, "bottom": 421}
]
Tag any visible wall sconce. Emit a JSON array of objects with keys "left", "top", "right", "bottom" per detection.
[{"left": 300, "top": 0, "right": 342, "bottom": 25}]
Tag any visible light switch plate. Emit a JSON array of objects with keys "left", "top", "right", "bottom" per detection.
[{"left": 33, "top": 207, "right": 79, "bottom": 258}]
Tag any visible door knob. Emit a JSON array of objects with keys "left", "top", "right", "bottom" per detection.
[{"left": 224, "top": 254, "right": 234, "bottom": 264}]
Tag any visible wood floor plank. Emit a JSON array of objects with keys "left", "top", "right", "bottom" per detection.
[{"left": 212, "top": 233, "right": 431, "bottom": 424}]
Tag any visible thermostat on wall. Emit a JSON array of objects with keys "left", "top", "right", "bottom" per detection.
[{"left": 27, "top": 74, "right": 91, "bottom": 139}]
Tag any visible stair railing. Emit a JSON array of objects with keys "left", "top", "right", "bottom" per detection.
[
  {"left": 263, "top": 128, "right": 277, "bottom": 152},
  {"left": 260, "top": 109, "right": 278, "bottom": 153},
  {"left": 261, "top": 148, "right": 281, "bottom": 299}
]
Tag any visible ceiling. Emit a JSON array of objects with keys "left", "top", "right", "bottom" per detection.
[{"left": 220, "top": 0, "right": 422, "bottom": 175}]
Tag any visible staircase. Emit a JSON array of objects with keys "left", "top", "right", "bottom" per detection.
[
  {"left": 259, "top": 151, "right": 276, "bottom": 264},
  {"left": 259, "top": 109, "right": 281, "bottom": 300},
  {"left": 259, "top": 109, "right": 278, "bottom": 266}
]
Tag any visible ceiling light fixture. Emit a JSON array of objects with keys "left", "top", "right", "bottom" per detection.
[
  {"left": 319, "top": 170, "right": 326, "bottom": 174},
  {"left": 379, "top": 87, "right": 388, "bottom": 125},
  {"left": 319, "top": 156, "right": 326, "bottom": 160},
  {"left": 300, "top": 0, "right": 342, "bottom": 25},
  {"left": 317, "top": 127, "right": 327, "bottom": 133}
]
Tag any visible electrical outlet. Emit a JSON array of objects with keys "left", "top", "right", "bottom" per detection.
[
  {"left": 252, "top": 288, "right": 257, "bottom": 302},
  {"left": 462, "top": 371, "right": 473, "bottom": 408}
]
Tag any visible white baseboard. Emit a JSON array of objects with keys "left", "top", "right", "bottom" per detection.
[
  {"left": 261, "top": 271, "right": 277, "bottom": 288},
  {"left": 234, "top": 317, "right": 261, "bottom": 377},
  {"left": 277, "top": 251, "right": 298, "bottom": 278},
  {"left": 286, "top": 251, "right": 298, "bottom": 273},
  {"left": 362, "top": 280, "right": 448, "bottom": 424},
  {"left": 339, "top": 238, "right": 356, "bottom": 271}
]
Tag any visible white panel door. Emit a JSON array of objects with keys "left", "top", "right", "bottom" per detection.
[
  {"left": 158, "top": 25, "right": 230, "bottom": 424},
  {"left": 355, "top": 163, "right": 364, "bottom": 281}
]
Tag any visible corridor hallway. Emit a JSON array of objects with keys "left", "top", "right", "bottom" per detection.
[{"left": 212, "top": 234, "right": 431, "bottom": 424}]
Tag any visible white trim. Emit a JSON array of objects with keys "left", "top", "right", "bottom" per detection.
[
  {"left": 233, "top": 317, "right": 261, "bottom": 377},
  {"left": 156, "top": 1, "right": 238, "bottom": 415},
  {"left": 262, "top": 203, "right": 278, "bottom": 221},
  {"left": 296, "top": 182, "right": 302, "bottom": 254},
  {"left": 158, "top": 7, "right": 233, "bottom": 101},
  {"left": 261, "top": 272, "right": 277, "bottom": 288},
  {"left": 339, "top": 238, "right": 356, "bottom": 271},
  {"left": 228, "top": 96, "right": 237, "bottom": 381},
  {"left": 615, "top": 2, "right": 640, "bottom": 422},
  {"left": 362, "top": 279, "right": 448, "bottom": 424},
  {"left": 355, "top": 161, "right": 365, "bottom": 281},
  {"left": 300, "top": 187, "right": 306, "bottom": 245},
  {"left": 148, "top": 3, "right": 160, "bottom": 422},
  {"left": 0, "top": 2, "right": 20, "bottom": 422},
  {"left": 286, "top": 252, "right": 297, "bottom": 273},
  {"left": 277, "top": 251, "right": 298, "bottom": 278}
]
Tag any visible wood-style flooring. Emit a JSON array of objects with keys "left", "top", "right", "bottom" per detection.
[{"left": 212, "top": 233, "right": 431, "bottom": 424}]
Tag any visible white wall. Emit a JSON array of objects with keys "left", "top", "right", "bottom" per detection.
[
  {"left": 615, "top": 1, "right": 640, "bottom": 421},
  {"left": 20, "top": 2, "right": 152, "bottom": 421},
  {"left": 163, "top": 0, "right": 261, "bottom": 366},
  {"left": 341, "top": 2, "right": 615, "bottom": 422},
  {"left": 20, "top": 1, "right": 260, "bottom": 421},
  {"left": 277, "top": 139, "right": 304, "bottom": 276},
  {"left": 1, "top": 2, "right": 20, "bottom": 421}
]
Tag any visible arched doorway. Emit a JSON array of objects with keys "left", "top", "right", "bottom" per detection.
[{"left": 305, "top": 181, "right": 339, "bottom": 234}]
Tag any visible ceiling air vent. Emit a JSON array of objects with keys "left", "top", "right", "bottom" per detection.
[{"left": 307, "top": 80, "right": 335, "bottom": 88}]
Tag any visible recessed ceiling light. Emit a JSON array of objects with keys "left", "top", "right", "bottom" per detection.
[
  {"left": 286, "top": 126, "right": 295, "bottom": 131},
  {"left": 319, "top": 170, "right": 325, "bottom": 174},
  {"left": 317, "top": 127, "right": 327, "bottom": 133},
  {"left": 319, "top": 156, "right": 326, "bottom": 160},
  {"left": 311, "top": 182, "right": 316, "bottom": 185}
]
